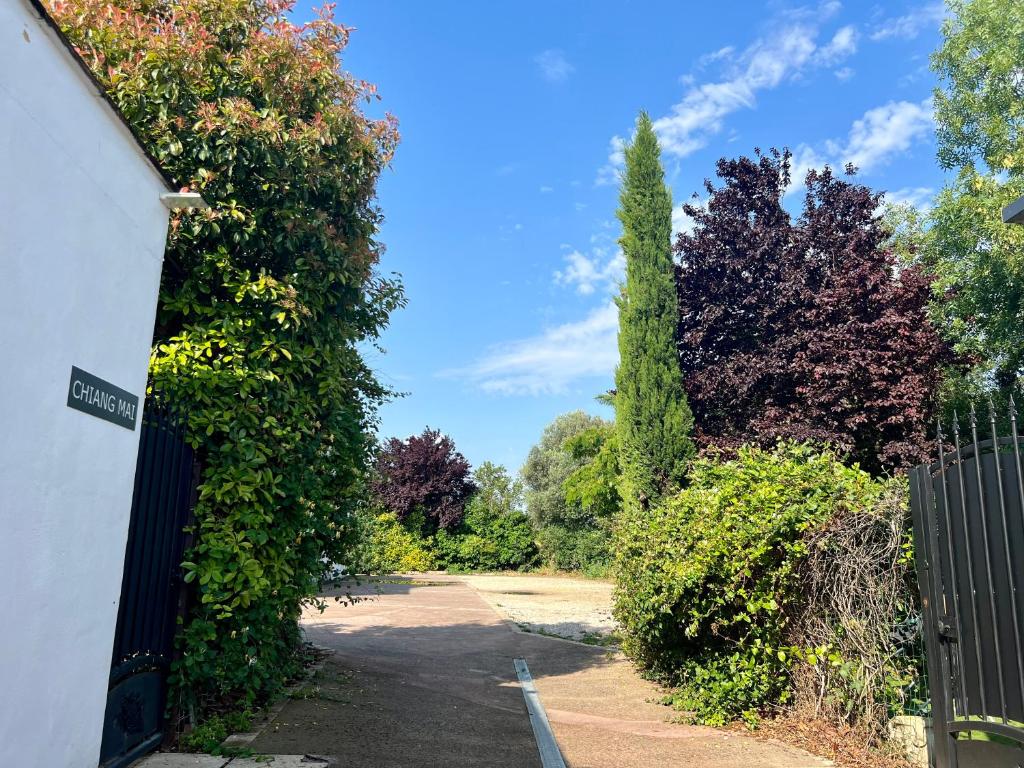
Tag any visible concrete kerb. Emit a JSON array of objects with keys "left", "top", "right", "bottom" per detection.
[{"left": 220, "top": 644, "right": 334, "bottom": 751}]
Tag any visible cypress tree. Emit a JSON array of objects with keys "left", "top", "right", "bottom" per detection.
[{"left": 615, "top": 113, "right": 694, "bottom": 507}]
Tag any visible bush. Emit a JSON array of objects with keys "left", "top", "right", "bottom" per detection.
[
  {"left": 430, "top": 462, "right": 539, "bottom": 571},
  {"left": 434, "top": 495, "right": 539, "bottom": 571},
  {"left": 789, "top": 481, "right": 923, "bottom": 739},
  {"left": 614, "top": 442, "right": 891, "bottom": 726},
  {"left": 357, "top": 512, "right": 434, "bottom": 573},
  {"left": 54, "top": 0, "right": 402, "bottom": 716},
  {"left": 537, "top": 525, "right": 612, "bottom": 575}
]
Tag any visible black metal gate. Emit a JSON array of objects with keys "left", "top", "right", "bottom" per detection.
[
  {"left": 910, "top": 401, "right": 1024, "bottom": 768},
  {"left": 98, "top": 402, "right": 196, "bottom": 768}
]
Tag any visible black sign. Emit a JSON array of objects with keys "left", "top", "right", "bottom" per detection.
[{"left": 67, "top": 366, "right": 139, "bottom": 430}]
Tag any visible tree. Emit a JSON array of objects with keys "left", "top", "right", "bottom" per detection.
[
  {"left": 675, "top": 150, "right": 951, "bottom": 472},
  {"left": 53, "top": 0, "right": 402, "bottom": 713},
  {"left": 927, "top": 0, "right": 1024, "bottom": 392},
  {"left": 372, "top": 429, "right": 476, "bottom": 533},
  {"left": 520, "top": 411, "right": 609, "bottom": 529},
  {"left": 434, "top": 462, "right": 538, "bottom": 571},
  {"left": 562, "top": 424, "right": 621, "bottom": 523},
  {"left": 615, "top": 113, "right": 694, "bottom": 505},
  {"left": 470, "top": 461, "right": 526, "bottom": 518}
]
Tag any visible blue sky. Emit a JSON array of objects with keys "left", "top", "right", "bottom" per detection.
[{"left": 294, "top": 0, "right": 949, "bottom": 473}]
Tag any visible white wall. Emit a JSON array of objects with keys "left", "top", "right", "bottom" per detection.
[{"left": 0, "top": 2, "right": 171, "bottom": 765}]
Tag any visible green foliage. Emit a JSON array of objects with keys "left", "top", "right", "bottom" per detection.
[
  {"left": 933, "top": 0, "right": 1024, "bottom": 177},
  {"left": 521, "top": 412, "right": 618, "bottom": 571},
  {"left": 434, "top": 463, "right": 539, "bottom": 571},
  {"left": 536, "top": 525, "right": 612, "bottom": 576},
  {"left": 925, "top": 172, "right": 1024, "bottom": 390},
  {"left": 521, "top": 411, "right": 611, "bottom": 529},
  {"left": 540, "top": 423, "right": 621, "bottom": 575},
  {"left": 615, "top": 113, "right": 694, "bottom": 506},
  {"left": 356, "top": 511, "right": 435, "bottom": 573},
  {"left": 178, "top": 709, "right": 253, "bottom": 754},
  {"left": 929, "top": 0, "right": 1024, "bottom": 392},
  {"left": 54, "top": 0, "right": 403, "bottom": 715},
  {"left": 614, "top": 443, "right": 889, "bottom": 725},
  {"left": 563, "top": 424, "right": 621, "bottom": 523}
]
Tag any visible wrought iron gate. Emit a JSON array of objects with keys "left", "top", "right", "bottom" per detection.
[
  {"left": 910, "top": 401, "right": 1024, "bottom": 768},
  {"left": 98, "top": 402, "right": 196, "bottom": 768}
]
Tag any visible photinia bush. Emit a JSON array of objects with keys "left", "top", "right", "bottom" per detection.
[{"left": 51, "top": 0, "right": 403, "bottom": 717}]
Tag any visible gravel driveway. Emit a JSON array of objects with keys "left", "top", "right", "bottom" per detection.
[{"left": 457, "top": 572, "right": 619, "bottom": 644}]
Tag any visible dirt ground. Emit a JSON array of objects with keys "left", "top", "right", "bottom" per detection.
[
  {"left": 457, "top": 572, "right": 618, "bottom": 644},
  {"left": 248, "top": 574, "right": 830, "bottom": 768}
]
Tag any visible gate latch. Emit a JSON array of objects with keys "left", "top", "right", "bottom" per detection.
[{"left": 938, "top": 621, "right": 958, "bottom": 641}]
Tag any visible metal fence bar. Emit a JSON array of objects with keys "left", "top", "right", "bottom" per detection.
[
  {"left": 101, "top": 397, "right": 197, "bottom": 768},
  {"left": 988, "top": 399, "right": 1024, "bottom": 719},
  {"left": 969, "top": 405, "right": 1008, "bottom": 722},
  {"left": 937, "top": 418, "right": 969, "bottom": 718},
  {"left": 912, "top": 400, "right": 1024, "bottom": 767},
  {"left": 953, "top": 412, "right": 989, "bottom": 715}
]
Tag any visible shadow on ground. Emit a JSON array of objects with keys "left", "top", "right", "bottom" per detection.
[{"left": 251, "top": 578, "right": 616, "bottom": 768}]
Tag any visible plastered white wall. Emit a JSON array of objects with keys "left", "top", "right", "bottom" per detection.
[{"left": 0, "top": 2, "right": 171, "bottom": 765}]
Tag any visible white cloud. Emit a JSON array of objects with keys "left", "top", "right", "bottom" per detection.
[
  {"left": 651, "top": 11, "right": 852, "bottom": 160},
  {"left": 597, "top": 5, "right": 855, "bottom": 183},
  {"left": 834, "top": 66, "right": 855, "bottom": 81},
  {"left": 788, "top": 144, "right": 827, "bottom": 191},
  {"left": 817, "top": 25, "right": 858, "bottom": 64},
  {"left": 837, "top": 99, "right": 934, "bottom": 172},
  {"left": 539, "top": 185, "right": 554, "bottom": 193},
  {"left": 870, "top": 3, "right": 945, "bottom": 41},
  {"left": 535, "top": 49, "right": 575, "bottom": 83},
  {"left": 884, "top": 186, "right": 935, "bottom": 211},
  {"left": 697, "top": 46, "right": 736, "bottom": 68},
  {"left": 672, "top": 199, "right": 706, "bottom": 237},
  {"left": 445, "top": 303, "right": 619, "bottom": 395},
  {"left": 595, "top": 135, "right": 626, "bottom": 186},
  {"left": 554, "top": 249, "right": 625, "bottom": 295},
  {"left": 788, "top": 99, "right": 934, "bottom": 194}
]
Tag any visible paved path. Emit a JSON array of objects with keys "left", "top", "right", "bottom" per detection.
[{"left": 249, "top": 575, "right": 829, "bottom": 768}]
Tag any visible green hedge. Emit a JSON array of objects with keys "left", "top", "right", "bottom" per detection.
[{"left": 614, "top": 442, "right": 890, "bottom": 725}]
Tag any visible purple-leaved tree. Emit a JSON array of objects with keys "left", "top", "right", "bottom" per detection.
[
  {"left": 372, "top": 428, "right": 476, "bottom": 531},
  {"left": 675, "top": 149, "right": 954, "bottom": 473}
]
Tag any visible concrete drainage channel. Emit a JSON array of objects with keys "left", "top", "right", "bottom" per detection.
[{"left": 515, "top": 658, "right": 567, "bottom": 768}]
